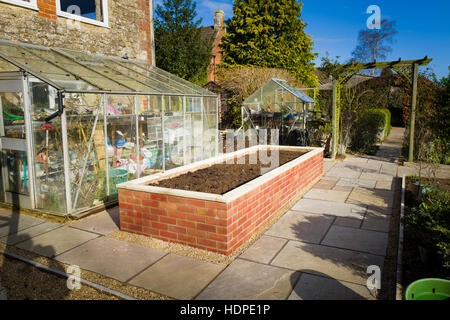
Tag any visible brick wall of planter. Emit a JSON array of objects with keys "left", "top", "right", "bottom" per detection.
[{"left": 119, "top": 150, "right": 323, "bottom": 255}]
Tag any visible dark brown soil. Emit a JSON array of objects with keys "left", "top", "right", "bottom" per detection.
[{"left": 149, "top": 150, "right": 309, "bottom": 194}]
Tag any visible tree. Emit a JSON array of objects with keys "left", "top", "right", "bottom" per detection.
[
  {"left": 154, "top": 0, "right": 212, "bottom": 84},
  {"left": 351, "top": 19, "right": 397, "bottom": 64},
  {"left": 220, "top": 0, "right": 317, "bottom": 87}
]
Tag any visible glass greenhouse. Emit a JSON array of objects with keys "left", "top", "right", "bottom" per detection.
[
  {"left": 242, "top": 78, "right": 315, "bottom": 131},
  {"left": 0, "top": 40, "right": 218, "bottom": 216}
]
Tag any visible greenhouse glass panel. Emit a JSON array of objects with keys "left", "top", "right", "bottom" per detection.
[
  {"left": 64, "top": 93, "right": 107, "bottom": 213},
  {"left": 137, "top": 95, "right": 163, "bottom": 176},
  {"left": 164, "top": 96, "right": 184, "bottom": 169},
  {"left": 106, "top": 95, "right": 138, "bottom": 186},
  {"left": 30, "top": 79, "right": 67, "bottom": 213}
]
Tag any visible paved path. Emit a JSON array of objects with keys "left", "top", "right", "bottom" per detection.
[{"left": 0, "top": 128, "right": 409, "bottom": 300}]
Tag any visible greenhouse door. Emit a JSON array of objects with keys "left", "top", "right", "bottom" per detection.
[{"left": 0, "top": 72, "right": 35, "bottom": 209}]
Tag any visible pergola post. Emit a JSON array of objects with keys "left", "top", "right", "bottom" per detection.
[
  {"left": 408, "top": 62, "right": 419, "bottom": 162},
  {"left": 331, "top": 78, "right": 338, "bottom": 160}
]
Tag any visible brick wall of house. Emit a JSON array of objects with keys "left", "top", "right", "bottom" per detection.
[
  {"left": 119, "top": 150, "right": 323, "bottom": 255},
  {"left": 0, "top": 0, "right": 153, "bottom": 63}
]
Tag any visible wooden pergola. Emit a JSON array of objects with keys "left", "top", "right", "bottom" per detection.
[{"left": 330, "top": 56, "right": 432, "bottom": 161}]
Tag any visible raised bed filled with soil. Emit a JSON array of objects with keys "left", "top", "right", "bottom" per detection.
[{"left": 118, "top": 145, "right": 324, "bottom": 255}]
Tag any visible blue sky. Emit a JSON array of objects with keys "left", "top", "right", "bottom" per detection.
[{"left": 190, "top": 0, "right": 450, "bottom": 78}]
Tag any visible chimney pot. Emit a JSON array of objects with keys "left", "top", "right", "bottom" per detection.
[{"left": 214, "top": 10, "right": 225, "bottom": 29}]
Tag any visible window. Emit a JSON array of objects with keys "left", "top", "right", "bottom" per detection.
[
  {"left": 57, "top": 0, "right": 109, "bottom": 27},
  {"left": 0, "top": 0, "right": 38, "bottom": 10}
]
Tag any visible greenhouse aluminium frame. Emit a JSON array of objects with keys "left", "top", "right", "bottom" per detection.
[{"left": 0, "top": 40, "right": 219, "bottom": 216}]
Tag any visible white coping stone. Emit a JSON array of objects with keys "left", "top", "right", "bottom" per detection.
[{"left": 118, "top": 146, "right": 324, "bottom": 204}]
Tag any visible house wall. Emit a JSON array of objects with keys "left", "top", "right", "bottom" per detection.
[
  {"left": 0, "top": 0, "right": 153, "bottom": 63},
  {"left": 207, "top": 10, "right": 225, "bottom": 82}
]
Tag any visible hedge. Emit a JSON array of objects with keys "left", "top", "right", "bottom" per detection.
[{"left": 350, "top": 108, "right": 391, "bottom": 154}]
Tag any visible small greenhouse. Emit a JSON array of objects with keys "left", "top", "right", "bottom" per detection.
[
  {"left": 0, "top": 40, "right": 218, "bottom": 216},
  {"left": 241, "top": 78, "right": 317, "bottom": 145}
]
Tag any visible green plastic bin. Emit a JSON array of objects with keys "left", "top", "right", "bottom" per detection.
[
  {"left": 405, "top": 278, "right": 450, "bottom": 300},
  {"left": 109, "top": 169, "right": 128, "bottom": 195}
]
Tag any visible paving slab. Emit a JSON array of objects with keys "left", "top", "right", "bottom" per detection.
[
  {"left": 336, "top": 178, "right": 377, "bottom": 189},
  {"left": 288, "top": 273, "right": 376, "bottom": 300},
  {"left": 313, "top": 179, "right": 336, "bottom": 190},
  {"left": 362, "top": 210, "right": 391, "bottom": 233},
  {"left": 70, "top": 209, "right": 119, "bottom": 235},
  {"left": 359, "top": 172, "right": 395, "bottom": 182},
  {"left": 375, "top": 180, "right": 395, "bottom": 191},
  {"left": 16, "top": 227, "right": 99, "bottom": 258},
  {"left": 335, "top": 161, "right": 381, "bottom": 172},
  {"left": 333, "top": 217, "right": 362, "bottom": 228},
  {"left": 265, "top": 211, "right": 335, "bottom": 244},
  {"left": 332, "top": 185, "right": 354, "bottom": 192},
  {"left": 292, "top": 199, "right": 366, "bottom": 219},
  {"left": 321, "top": 226, "right": 388, "bottom": 256},
  {"left": 323, "top": 161, "right": 335, "bottom": 172},
  {"left": 326, "top": 167, "right": 362, "bottom": 179},
  {"left": 320, "top": 175, "right": 340, "bottom": 182},
  {"left": 240, "top": 235, "right": 287, "bottom": 264},
  {"left": 380, "top": 164, "right": 398, "bottom": 176},
  {"left": 0, "top": 221, "right": 61, "bottom": 245},
  {"left": 130, "top": 254, "right": 224, "bottom": 300},
  {"left": 343, "top": 157, "right": 368, "bottom": 163},
  {"left": 196, "top": 259, "right": 299, "bottom": 300},
  {"left": 271, "top": 240, "right": 384, "bottom": 286},
  {"left": 0, "top": 213, "right": 46, "bottom": 238},
  {"left": 304, "top": 189, "right": 350, "bottom": 202},
  {"left": 347, "top": 187, "right": 394, "bottom": 208},
  {"left": 55, "top": 237, "right": 167, "bottom": 282}
]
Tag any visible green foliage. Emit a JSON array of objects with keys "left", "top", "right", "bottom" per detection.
[
  {"left": 404, "top": 187, "right": 450, "bottom": 270},
  {"left": 376, "top": 108, "right": 392, "bottom": 140},
  {"left": 220, "top": 0, "right": 318, "bottom": 87},
  {"left": 154, "top": 0, "right": 212, "bottom": 84},
  {"left": 350, "top": 109, "right": 388, "bottom": 154},
  {"left": 403, "top": 67, "right": 450, "bottom": 164}
]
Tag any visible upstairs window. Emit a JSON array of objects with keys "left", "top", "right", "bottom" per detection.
[
  {"left": 57, "top": 0, "right": 109, "bottom": 27},
  {"left": 0, "top": 0, "right": 38, "bottom": 10}
]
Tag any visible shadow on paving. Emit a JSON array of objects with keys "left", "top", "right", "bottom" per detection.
[
  {"left": 0, "top": 176, "right": 70, "bottom": 300},
  {"left": 289, "top": 270, "right": 372, "bottom": 300}
]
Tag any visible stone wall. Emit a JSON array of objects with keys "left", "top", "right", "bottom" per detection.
[{"left": 0, "top": 0, "right": 153, "bottom": 63}]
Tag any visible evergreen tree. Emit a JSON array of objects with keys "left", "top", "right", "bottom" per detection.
[
  {"left": 154, "top": 0, "right": 212, "bottom": 84},
  {"left": 220, "top": 0, "right": 317, "bottom": 86}
]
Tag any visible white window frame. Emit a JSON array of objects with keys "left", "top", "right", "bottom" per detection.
[
  {"left": 56, "top": 0, "right": 109, "bottom": 28},
  {"left": 0, "top": 0, "right": 38, "bottom": 10}
]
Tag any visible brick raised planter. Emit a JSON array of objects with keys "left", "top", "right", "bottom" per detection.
[{"left": 118, "top": 146, "right": 324, "bottom": 255}]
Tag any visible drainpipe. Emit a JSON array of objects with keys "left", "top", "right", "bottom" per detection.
[
  {"left": 45, "top": 91, "right": 65, "bottom": 123},
  {"left": 149, "top": 0, "right": 156, "bottom": 67}
]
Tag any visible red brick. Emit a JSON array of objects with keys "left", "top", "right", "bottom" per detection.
[
  {"left": 168, "top": 225, "right": 186, "bottom": 234},
  {"left": 197, "top": 223, "right": 216, "bottom": 233},
  {"left": 152, "top": 222, "right": 168, "bottom": 230},
  {"left": 198, "top": 239, "right": 216, "bottom": 248},
  {"left": 187, "top": 199, "right": 205, "bottom": 207}
]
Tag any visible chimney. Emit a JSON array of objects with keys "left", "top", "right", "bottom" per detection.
[{"left": 214, "top": 10, "right": 225, "bottom": 30}]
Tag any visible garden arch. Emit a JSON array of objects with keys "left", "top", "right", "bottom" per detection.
[{"left": 330, "top": 57, "right": 432, "bottom": 161}]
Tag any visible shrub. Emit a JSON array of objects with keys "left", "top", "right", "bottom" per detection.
[
  {"left": 404, "top": 187, "right": 450, "bottom": 271},
  {"left": 377, "top": 108, "right": 392, "bottom": 140},
  {"left": 350, "top": 109, "right": 387, "bottom": 154}
]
